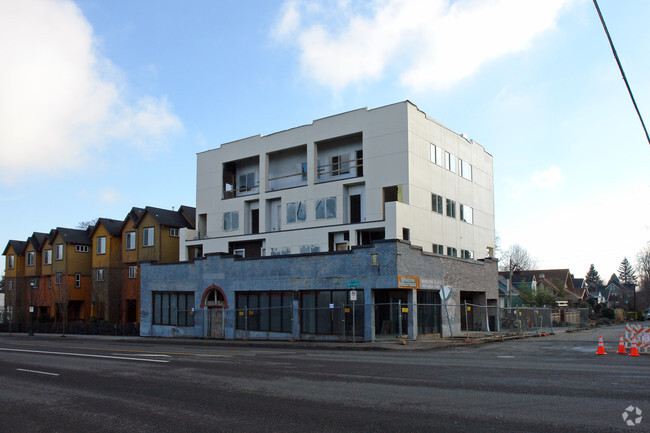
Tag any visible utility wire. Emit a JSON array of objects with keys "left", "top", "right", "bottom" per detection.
[{"left": 593, "top": 0, "right": 650, "bottom": 146}]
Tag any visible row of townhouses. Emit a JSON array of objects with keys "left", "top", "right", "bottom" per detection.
[
  {"left": 3, "top": 206, "right": 195, "bottom": 326},
  {"left": 3, "top": 101, "right": 500, "bottom": 341}
]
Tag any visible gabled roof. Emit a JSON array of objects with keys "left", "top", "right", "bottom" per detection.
[
  {"left": 573, "top": 278, "right": 585, "bottom": 289},
  {"left": 89, "top": 218, "right": 123, "bottom": 237},
  {"left": 120, "top": 207, "right": 145, "bottom": 232},
  {"left": 178, "top": 205, "right": 196, "bottom": 229},
  {"left": 49, "top": 227, "right": 92, "bottom": 246},
  {"left": 27, "top": 232, "right": 49, "bottom": 251},
  {"left": 134, "top": 206, "right": 196, "bottom": 229},
  {"left": 3, "top": 240, "right": 28, "bottom": 256}
]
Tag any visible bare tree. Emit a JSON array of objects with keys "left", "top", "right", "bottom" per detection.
[
  {"left": 498, "top": 244, "right": 536, "bottom": 272},
  {"left": 637, "top": 244, "right": 650, "bottom": 310},
  {"left": 76, "top": 219, "right": 98, "bottom": 230}
]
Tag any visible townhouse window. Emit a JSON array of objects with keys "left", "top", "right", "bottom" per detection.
[
  {"left": 153, "top": 292, "right": 195, "bottom": 326},
  {"left": 8, "top": 255, "right": 14, "bottom": 269},
  {"left": 447, "top": 247, "right": 458, "bottom": 257},
  {"left": 43, "top": 249, "right": 52, "bottom": 265},
  {"left": 126, "top": 231, "right": 136, "bottom": 250},
  {"left": 433, "top": 244, "right": 444, "bottom": 255},
  {"left": 7, "top": 280, "right": 13, "bottom": 291},
  {"left": 315, "top": 197, "right": 336, "bottom": 220},
  {"left": 286, "top": 201, "right": 307, "bottom": 224},
  {"left": 26, "top": 251, "right": 35, "bottom": 266},
  {"left": 460, "top": 160, "right": 473, "bottom": 181},
  {"left": 129, "top": 266, "right": 137, "bottom": 279},
  {"left": 48, "top": 278, "right": 51, "bottom": 288},
  {"left": 170, "top": 228, "right": 179, "bottom": 237},
  {"left": 460, "top": 204, "right": 473, "bottom": 224},
  {"left": 75, "top": 273, "right": 81, "bottom": 288},
  {"left": 55, "top": 273, "right": 62, "bottom": 285},
  {"left": 223, "top": 211, "right": 239, "bottom": 231},
  {"left": 430, "top": 144, "right": 443, "bottom": 166},
  {"left": 97, "top": 236, "right": 106, "bottom": 255},
  {"left": 76, "top": 245, "right": 89, "bottom": 253},
  {"left": 96, "top": 269, "right": 105, "bottom": 282},
  {"left": 143, "top": 227, "right": 154, "bottom": 247},
  {"left": 55, "top": 244, "right": 63, "bottom": 260},
  {"left": 236, "top": 291, "right": 293, "bottom": 333},
  {"left": 445, "top": 151, "right": 456, "bottom": 173},
  {"left": 431, "top": 193, "right": 443, "bottom": 214},
  {"left": 461, "top": 249, "right": 474, "bottom": 260},
  {"left": 446, "top": 199, "right": 456, "bottom": 218}
]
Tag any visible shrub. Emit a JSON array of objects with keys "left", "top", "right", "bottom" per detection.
[{"left": 601, "top": 307, "right": 615, "bottom": 320}]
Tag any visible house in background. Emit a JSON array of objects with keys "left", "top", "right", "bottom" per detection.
[{"left": 498, "top": 272, "right": 535, "bottom": 308}]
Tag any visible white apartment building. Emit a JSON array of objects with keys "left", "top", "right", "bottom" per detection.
[{"left": 181, "top": 101, "right": 495, "bottom": 261}]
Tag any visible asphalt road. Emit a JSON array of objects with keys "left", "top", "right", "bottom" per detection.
[{"left": 0, "top": 325, "right": 648, "bottom": 432}]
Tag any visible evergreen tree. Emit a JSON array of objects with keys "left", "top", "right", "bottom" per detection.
[
  {"left": 617, "top": 257, "right": 637, "bottom": 285},
  {"left": 585, "top": 264, "right": 603, "bottom": 290},
  {"left": 607, "top": 273, "right": 620, "bottom": 286}
]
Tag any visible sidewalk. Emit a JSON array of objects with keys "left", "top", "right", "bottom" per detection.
[{"left": 0, "top": 329, "right": 580, "bottom": 351}]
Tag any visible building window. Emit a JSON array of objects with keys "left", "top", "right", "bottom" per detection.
[
  {"left": 460, "top": 160, "right": 473, "bottom": 181},
  {"left": 8, "top": 255, "right": 14, "bottom": 269},
  {"left": 286, "top": 201, "right": 307, "bottom": 224},
  {"left": 223, "top": 211, "right": 239, "bottom": 231},
  {"left": 153, "top": 292, "right": 195, "bottom": 326},
  {"left": 75, "top": 273, "right": 81, "bottom": 288},
  {"left": 170, "top": 228, "right": 179, "bottom": 237},
  {"left": 43, "top": 249, "right": 52, "bottom": 265},
  {"left": 447, "top": 247, "right": 457, "bottom": 257},
  {"left": 301, "top": 290, "right": 363, "bottom": 336},
  {"left": 432, "top": 193, "right": 443, "bottom": 214},
  {"left": 445, "top": 152, "right": 456, "bottom": 173},
  {"left": 7, "top": 280, "right": 13, "bottom": 291},
  {"left": 461, "top": 250, "right": 474, "bottom": 259},
  {"left": 301, "top": 162, "right": 308, "bottom": 181},
  {"left": 76, "top": 245, "right": 89, "bottom": 253},
  {"left": 96, "top": 269, "right": 105, "bottom": 282},
  {"left": 402, "top": 228, "right": 410, "bottom": 241},
  {"left": 460, "top": 204, "right": 473, "bottom": 224},
  {"left": 236, "top": 291, "right": 293, "bottom": 333},
  {"left": 143, "top": 227, "right": 154, "bottom": 247},
  {"left": 126, "top": 231, "right": 136, "bottom": 250},
  {"left": 238, "top": 172, "right": 257, "bottom": 193},
  {"left": 330, "top": 155, "right": 350, "bottom": 177},
  {"left": 56, "top": 244, "right": 63, "bottom": 260},
  {"left": 97, "top": 236, "right": 106, "bottom": 255},
  {"left": 26, "top": 251, "right": 34, "bottom": 266},
  {"left": 430, "top": 144, "right": 443, "bottom": 166},
  {"left": 55, "top": 273, "right": 62, "bottom": 285},
  {"left": 315, "top": 197, "right": 336, "bottom": 220},
  {"left": 446, "top": 199, "right": 456, "bottom": 218},
  {"left": 433, "top": 244, "right": 444, "bottom": 255},
  {"left": 129, "top": 266, "right": 137, "bottom": 279}
]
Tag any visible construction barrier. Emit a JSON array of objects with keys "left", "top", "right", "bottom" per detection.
[{"left": 625, "top": 324, "right": 649, "bottom": 354}]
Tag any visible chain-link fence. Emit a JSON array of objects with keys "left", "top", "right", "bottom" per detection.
[{"left": 0, "top": 321, "right": 140, "bottom": 336}]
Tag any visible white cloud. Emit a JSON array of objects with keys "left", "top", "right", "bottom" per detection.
[
  {"left": 273, "top": 0, "right": 572, "bottom": 92},
  {"left": 0, "top": 0, "right": 183, "bottom": 184}
]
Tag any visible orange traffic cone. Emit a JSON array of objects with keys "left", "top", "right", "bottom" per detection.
[
  {"left": 629, "top": 335, "right": 640, "bottom": 357},
  {"left": 596, "top": 335, "right": 606, "bottom": 355},
  {"left": 617, "top": 335, "right": 627, "bottom": 355}
]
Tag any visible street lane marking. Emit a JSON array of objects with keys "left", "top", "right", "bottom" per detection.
[
  {"left": 0, "top": 341, "right": 232, "bottom": 358},
  {"left": 498, "top": 355, "right": 516, "bottom": 358},
  {"left": 17, "top": 368, "right": 60, "bottom": 376},
  {"left": 112, "top": 353, "right": 171, "bottom": 357},
  {"left": 0, "top": 348, "right": 169, "bottom": 363}
]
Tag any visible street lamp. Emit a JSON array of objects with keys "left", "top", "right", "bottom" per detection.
[{"left": 28, "top": 280, "right": 35, "bottom": 336}]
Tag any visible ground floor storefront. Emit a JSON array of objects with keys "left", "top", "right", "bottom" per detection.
[{"left": 140, "top": 240, "right": 498, "bottom": 341}]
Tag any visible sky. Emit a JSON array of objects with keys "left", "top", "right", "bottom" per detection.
[{"left": 1, "top": 0, "right": 649, "bottom": 282}]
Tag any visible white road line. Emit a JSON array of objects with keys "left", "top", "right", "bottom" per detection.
[
  {"left": 0, "top": 348, "right": 169, "bottom": 363},
  {"left": 17, "top": 368, "right": 60, "bottom": 376},
  {"left": 498, "top": 355, "right": 516, "bottom": 358},
  {"left": 112, "top": 353, "right": 171, "bottom": 358}
]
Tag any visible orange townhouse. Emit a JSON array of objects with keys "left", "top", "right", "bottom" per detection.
[
  {"left": 23, "top": 232, "right": 50, "bottom": 322},
  {"left": 3, "top": 240, "right": 27, "bottom": 323},
  {"left": 89, "top": 218, "right": 123, "bottom": 322},
  {"left": 49, "top": 227, "right": 93, "bottom": 323},
  {"left": 37, "top": 230, "right": 56, "bottom": 321}
]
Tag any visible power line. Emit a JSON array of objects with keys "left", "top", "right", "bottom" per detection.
[{"left": 593, "top": 0, "right": 650, "bottom": 146}]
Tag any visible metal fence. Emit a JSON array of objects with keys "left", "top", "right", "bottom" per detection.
[{"left": 0, "top": 321, "right": 140, "bottom": 336}]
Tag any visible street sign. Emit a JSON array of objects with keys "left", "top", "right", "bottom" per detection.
[
  {"left": 349, "top": 290, "right": 357, "bottom": 301},
  {"left": 346, "top": 281, "right": 360, "bottom": 288}
]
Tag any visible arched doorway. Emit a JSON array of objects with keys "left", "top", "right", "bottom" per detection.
[{"left": 204, "top": 288, "right": 226, "bottom": 338}]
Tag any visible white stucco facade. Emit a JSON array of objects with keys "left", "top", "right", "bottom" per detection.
[{"left": 181, "top": 101, "right": 495, "bottom": 261}]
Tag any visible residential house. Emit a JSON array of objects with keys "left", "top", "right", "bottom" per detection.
[
  {"left": 89, "top": 218, "right": 123, "bottom": 322},
  {"left": 2, "top": 240, "right": 27, "bottom": 322},
  {"left": 49, "top": 227, "right": 93, "bottom": 322}
]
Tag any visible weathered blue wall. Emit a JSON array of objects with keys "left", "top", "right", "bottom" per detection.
[{"left": 140, "top": 240, "right": 498, "bottom": 340}]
